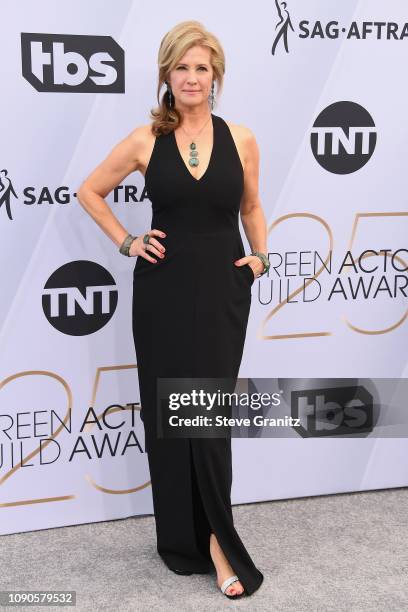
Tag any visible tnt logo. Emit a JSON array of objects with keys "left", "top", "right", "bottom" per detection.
[
  {"left": 291, "top": 385, "right": 373, "bottom": 437},
  {"left": 310, "top": 101, "right": 376, "bottom": 174},
  {"left": 21, "top": 33, "right": 125, "bottom": 93},
  {"left": 42, "top": 260, "right": 118, "bottom": 335}
]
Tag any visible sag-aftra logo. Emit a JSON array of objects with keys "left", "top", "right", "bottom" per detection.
[{"left": 271, "top": 1, "right": 408, "bottom": 56}]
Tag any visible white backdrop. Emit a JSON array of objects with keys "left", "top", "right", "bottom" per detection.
[{"left": 0, "top": 0, "right": 407, "bottom": 535}]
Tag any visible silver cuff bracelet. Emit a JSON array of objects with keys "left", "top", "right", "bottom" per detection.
[{"left": 119, "top": 234, "right": 137, "bottom": 256}]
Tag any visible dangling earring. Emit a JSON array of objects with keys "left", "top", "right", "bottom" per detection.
[
  {"left": 209, "top": 81, "right": 215, "bottom": 110},
  {"left": 165, "top": 80, "right": 173, "bottom": 109}
]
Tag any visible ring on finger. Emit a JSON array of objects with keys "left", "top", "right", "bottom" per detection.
[{"left": 143, "top": 233, "right": 151, "bottom": 245}]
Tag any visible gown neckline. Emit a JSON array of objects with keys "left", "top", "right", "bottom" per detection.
[{"left": 172, "top": 113, "right": 215, "bottom": 183}]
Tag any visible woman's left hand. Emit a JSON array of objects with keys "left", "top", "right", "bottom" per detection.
[{"left": 234, "top": 255, "right": 264, "bottom": 279}]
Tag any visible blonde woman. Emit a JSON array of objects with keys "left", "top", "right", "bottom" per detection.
[{"left": 78, "top": 20, "right": 268, "bottom": 599}]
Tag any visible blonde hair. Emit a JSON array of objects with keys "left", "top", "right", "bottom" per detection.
[{"left": 150, "top": 20, "right": 225, "bottom": 136}]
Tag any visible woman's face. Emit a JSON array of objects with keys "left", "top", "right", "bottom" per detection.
[{"left": 167, "top": 45, "right": 214, "bottom": 111}]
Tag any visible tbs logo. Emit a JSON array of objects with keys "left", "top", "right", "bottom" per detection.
[
  {"left": 21, "top": 33, "right": 125, "bottom": 93},
  {"left": 291, "top": 385, "right": 373, "bottom": 437}
]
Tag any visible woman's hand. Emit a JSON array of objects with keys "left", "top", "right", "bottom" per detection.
[
  {"left": 129, "top": 229, "right": 166, "bottom": 263},
  {"left": 234, "top": 255, "right": 264, "bottom": 278}
]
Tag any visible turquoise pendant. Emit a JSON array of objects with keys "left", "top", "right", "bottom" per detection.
[{"left": 189, "top": 141, "right": 199, "bottom": 167}]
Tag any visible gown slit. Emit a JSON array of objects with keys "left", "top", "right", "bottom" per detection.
[{"left": 132, "top": 113, "right": 264, "bottom": 596}]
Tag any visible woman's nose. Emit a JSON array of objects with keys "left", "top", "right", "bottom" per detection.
[{"left": 187, "top": 73, "right": 197, "bottom": 83}]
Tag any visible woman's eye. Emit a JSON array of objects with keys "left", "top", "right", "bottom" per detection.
[{"left": 176, "top": 66, "right": 207, "bottom": 70}]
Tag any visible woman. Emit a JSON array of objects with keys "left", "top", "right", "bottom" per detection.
[{"left": 77, "top": 20, "right": 269, "bottom": 599}]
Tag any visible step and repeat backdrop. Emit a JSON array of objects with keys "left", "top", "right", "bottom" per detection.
[{"left": 1, "top": 1, "right": 407, "bottom": 535}]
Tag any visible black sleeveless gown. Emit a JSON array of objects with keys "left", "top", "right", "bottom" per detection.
[{"left": 132, "top": 113, "right": 264, "bottom": 596}]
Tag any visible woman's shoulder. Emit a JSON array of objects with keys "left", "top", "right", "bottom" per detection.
[
  {"left": 223, "top": 119, "right": 256, "bottom": 142},
  {"left": 127, "top": 123, "right": 155, "bottom": 157},
  {"left": 223, "top": 119, "right": 258, "bottom": 164},
  {"left": 113, "top": 123, "right": 155, "bottom": 175},
  {"left": 129, "top": 123, "right": 155, "bottom": 144}
]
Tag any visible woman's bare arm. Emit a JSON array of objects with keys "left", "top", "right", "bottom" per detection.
[
  {"left": 77, "top": 127, "right": 146, "bottom": 247},
  {"left": 235, "top": 126, "right": 267, "bottom": 276},
  {"left": 77, "top": 126, "right": 165, "bottom": 261}
]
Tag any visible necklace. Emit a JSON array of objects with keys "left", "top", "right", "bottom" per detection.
[{"left": 179, "top": 114, "right": 212, "bottom": 168}]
